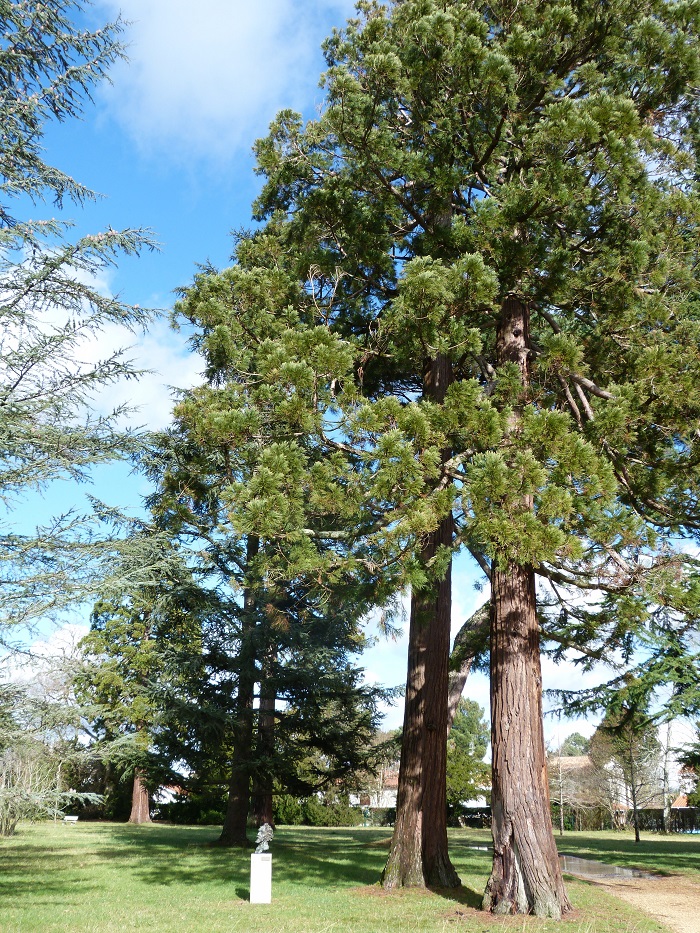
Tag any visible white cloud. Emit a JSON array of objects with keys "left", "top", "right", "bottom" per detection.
[
  {"left": 82, "top": 314, "right": 203, "bottom": 430},
  {"left": 35, "top": 259, "right": 203, "bottom": 430},
  {"left": 95, "top": 0, "right": 355, "bottom": 161},
  {"left": 2, "top": 622, "right": 89, "bottom": 685}
]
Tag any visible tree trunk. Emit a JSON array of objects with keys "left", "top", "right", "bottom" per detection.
[
  {"left": 382, "top": 576, "right": 430, "bottom": 888},
  {"left": 483, "top": 564, "right": 571, "bottom": 918},
  {"left": 421, "top": 515, "right": 461, "bottom": 887},
  {"left": 382, "top": 353, "right": 460, "bottom": 889},
  {"left": 252, "top": 650, "right": 276, "bottom": 828},
  {"left": 483, "top": 296, "right": 570, "bottom": 918},
  {"left": 629, "top": 753, "right": 641, "bottom": 843},
  {"left": 218, "top": 535, "right": 259, "bottom": 847},
  {"left": 128, "top": 770, "right": 151, "bottom": 824},
  {"left": 662, "top": 721, "right": 672, "bottom": 834}
]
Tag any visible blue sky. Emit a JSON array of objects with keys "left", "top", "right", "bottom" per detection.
[{"left": 15, "top": 0, "right": 620, "bottom": 741}]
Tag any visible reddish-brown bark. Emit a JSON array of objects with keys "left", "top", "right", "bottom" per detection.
[
  {"left": 251, "top": 657, "right": 276, "bottom": 828},
  {"left": 483, "top": 564, "right": 571, "bottom": 917},
  {"left": 483, "top": 295, "right": 571, "bottom": 918},
  {"left": 417, "top": 518, "right": 461, "bottom": 887},
  {"left": 218, "top": 535, "right": 259, "bottom": 847},
  {"left": 382, "top": 353, "right": 459, "bottom": 889},
  {"left": 128, "top": 770, "right": 151, "bottom": 824},
  {"left": 382, "top": 580, "right": 428, "bottom": 887}
]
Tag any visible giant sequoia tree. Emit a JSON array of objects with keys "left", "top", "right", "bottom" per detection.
[{"left": 248, "top": 0, "right": 700, "bottom": 917}]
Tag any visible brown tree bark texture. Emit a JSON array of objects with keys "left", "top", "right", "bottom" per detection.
[
  {"left": 420, "top": 530, "right": 461, "bottom": 887},
  {"left": 483, "top": 565, "right": 571, "bottom": 917},
  {"left": 482, "top": 295, "right": 570, "bottom": 918},
  {"left": 218, "top": 535, "right": 260, "bottom": 847},
  {"left": 251, "top": 658, "right": 276, "bottom": 828},
  {"left": 128, "top": 771, "right": 151, "bottom": 824},
  {"left": 382, "top": 353, "right": 460, "bottom": 889},
  {"left": 382, "top": 576, "right": 429, "bottom": 888}
]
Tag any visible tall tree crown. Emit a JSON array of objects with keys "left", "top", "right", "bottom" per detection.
[{"left": 247, "top": 0, "right": 700, "bottom": 702}]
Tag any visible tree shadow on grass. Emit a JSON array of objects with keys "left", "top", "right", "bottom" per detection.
[
  {"left": 1, "top": 825, "right": 492, "bottom": 909},
  {"left": 0, "top": 842, "right": 102, "bottom": 902},
  {"left": 115, "top": 826, "right": 492, "bottom": 904},
  {"left": 126, "top": 838, "right": 383, "bottom": 891},
  {"left": 426, "top": 884, "right": 483, "bottom": 909}
]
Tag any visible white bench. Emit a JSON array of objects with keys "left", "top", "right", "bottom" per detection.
[{"left": 63, "top": 816, "right": 79, "bottom": 823}]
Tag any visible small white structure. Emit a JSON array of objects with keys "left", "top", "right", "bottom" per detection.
[
  {"left": 350, "top": 768, "right": 400, "bottom": 809},
  {"left": 250, "top": 853, "right": 272, "bottom": 903}
]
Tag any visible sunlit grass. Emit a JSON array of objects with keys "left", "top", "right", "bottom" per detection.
[{"left": 0, "top": 822, "right": 690, "bottom": 932}]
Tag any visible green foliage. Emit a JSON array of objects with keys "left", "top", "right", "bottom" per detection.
[
  {"left": 301, "top": 792, "right": 362, "bottom": 827},
  {"left": 560, "top": 733, "right": 591, "bottom": 757},
  {"left": 72, "top": 555, "right": 208, "bottom": 811},
  {"left": 272, "top": 790, "right": 362, "bottom": 827},
  {"left": 446, "top": 699, "right": 490, "bottom": 808},
  {"left": 0, "top": 683, "right": 100, "bottom": 835},
  {"left": 157, "top": 789, "right": 228, "bottom": 827},
  {"left": 0, "top": 0, "right": 155, "bottom": 638},
  {"left": 144, "top": 218, "right": 411, "bottom": 824},
  {"left": 139, "top": 0, "right": 700, "bottom": 849},
  {"left": 450, "top": 699, "right": 489, "bottom": 759},
  {"left": 364, "top": 806, "right": 396, "bottom": 827},
  {"left": 247, "top": 0, "right": 700, "bottom": 727},
  {"left": 273, "top": 794, "right": 304, "bottom": 826}
]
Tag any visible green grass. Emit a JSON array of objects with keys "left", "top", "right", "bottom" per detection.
[{"left": 0, "top": 822, "right": 694, "bottom": 932}]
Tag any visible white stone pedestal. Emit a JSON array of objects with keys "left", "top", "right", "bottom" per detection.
[{"left": 250, "top": 853, "right": 272, "bottom": 903}]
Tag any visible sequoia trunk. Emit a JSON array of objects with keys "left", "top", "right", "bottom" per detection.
[
  {"left": 418, "top": 519, "right": 460, "bottom": 887},
  {"left": 483, "top": 564, "right": 570, "bottom": 917},
  {"left": 483, "top": 295, "right": 570, "bottom": 918},
  {"left": 218, "top": 535, "right": 259, "bottom": 846},
  {"left": 381, "top": 577, "right": 430, "bottom": 887},
  {"left": 128, "top": 770, "right": 151, "bottom": 824},
  {"left": 382, "top": 353, "right": 459, "bottom": 889},
  {"left": 251, "top": 653, "right": 276, "bottom": 828}
]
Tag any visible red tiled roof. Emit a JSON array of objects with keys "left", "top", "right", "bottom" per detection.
[{"left": 548, "top": 755, "right": 591, "bottom": 771}]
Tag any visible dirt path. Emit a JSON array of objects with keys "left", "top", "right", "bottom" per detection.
[{"left": 591, "top": 874, "right": 700, "bottom": 933}]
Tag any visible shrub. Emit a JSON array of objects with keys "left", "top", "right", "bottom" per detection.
[
  {"left": 273, "top": 794, "right": 304, "bottom": 825},
  {"left": 302, "top": 793, "right": 362, "bottom": 827}
]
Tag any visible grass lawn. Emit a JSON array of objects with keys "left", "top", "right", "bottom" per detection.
[{"left": 0, "top": 822, "right": 696, "bottom": 932}]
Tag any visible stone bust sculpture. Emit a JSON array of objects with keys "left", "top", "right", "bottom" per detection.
[{"left": 255, "top": 823, "right": 274, "bottom": 854}]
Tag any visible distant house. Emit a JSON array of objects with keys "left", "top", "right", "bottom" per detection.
[
  {"left": 153, "top": 785, "right": 185, "bottom": 805},
  {"left": 671, "top": 794, "right": 690, "bottom": 809},
  {"left": 549, "top": 755, "right": 591, "bottom": 776},
  {"left": 351, "top": 769, "right": 399, "bottom": 809},
  {"left": 548, "top": 753, "right": 628, "bottom": 828}
]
